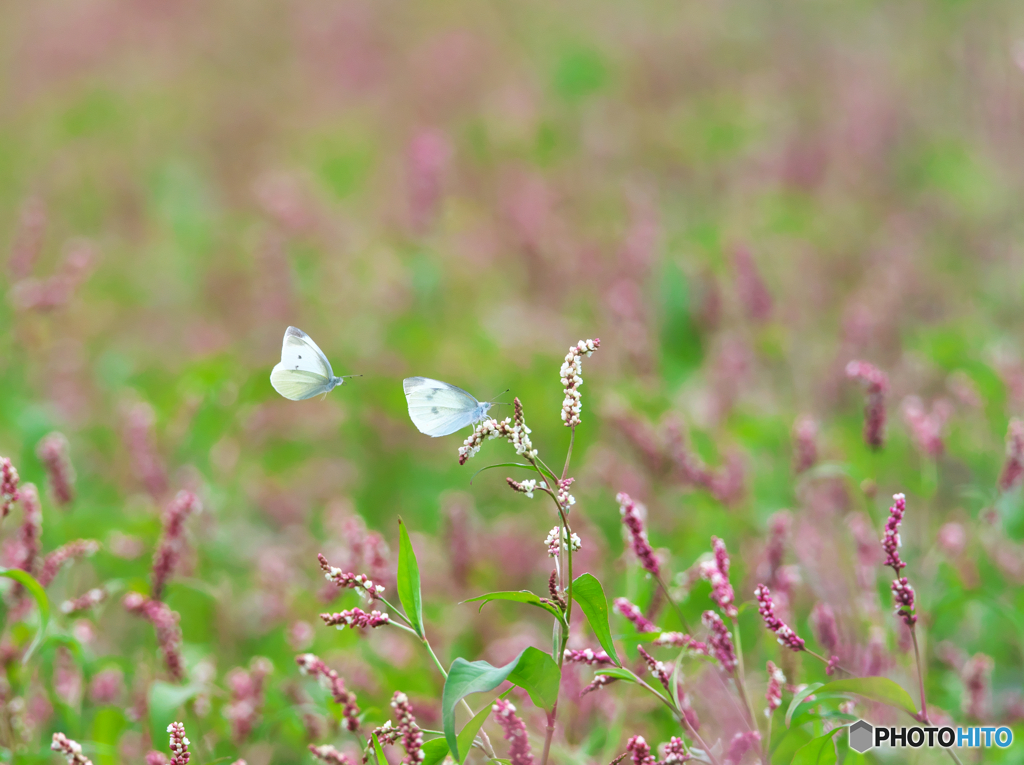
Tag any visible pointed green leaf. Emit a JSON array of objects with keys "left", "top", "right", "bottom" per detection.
[
  {"left": 791, "top": 730, "right": 839, "bottom": 765},
  {"left": 420, "top": 739, "right": 450, "bottom": 765},
  {"left": 786, "top": 683, "right": 823, "bottom": 728},
  {"left": 571, "top": 573, "right": 621, "bottom": 666},
  {"left": 0, "top": 568, "right": 50, "bottom": 663},
  {"left": 507, "top": 647, "right": 561, "bottom": 710},
  {"left": 815, "top": 677, "right": 918, "bottom": 718},
  {"left": 592, "top": 666, "right": 641, "bottom": 684},
  {"left": 397, "top": 519, "right": 424, "bottom": 637},
  {"left": 464, "top": 590, "right": 563, "bottom": 621},
  {"left": 442, "top": 648, "right": 561, "bottom": 761},
  {"left": 372, "top": 732, "right": 389, "bottom": 765}
]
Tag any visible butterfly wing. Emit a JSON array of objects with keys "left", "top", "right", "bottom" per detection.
[
  {"left": 270, "top": 364, "right": 333, "bottom": 400},
  {"left": 271, "top": 327, "right": 334, "bottom": 400},
  {"left": 280, "top": 326, "right": 334, "bottom": 378},
  {"left": 403, "top": 377, "right": 484, "bottom": 437}
]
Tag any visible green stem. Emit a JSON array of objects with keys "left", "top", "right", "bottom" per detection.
[
  {"left": 633, "top": 676, "right": 722, "bottom": 765},
  {"left": 561, "top": 426, "right": 576, "bottom": 481},
  {"left": 730, "top": 617, "right": 766, "bottom": 764},
  {"left": 804, "top": 647, "right": 853, "bottom": 676},
  {"left": 421, "top": 637, "right": 497, "bottom": 758},
  {"left": 654, "top": 572, "right": 691, "bottom": 633}
]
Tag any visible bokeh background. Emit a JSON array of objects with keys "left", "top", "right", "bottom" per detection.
[{"left": 1, "top": 0, "right": 1024, "bottom": 762}]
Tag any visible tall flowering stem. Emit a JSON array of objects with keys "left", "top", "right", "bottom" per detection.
[
  {"left": 38, "top": 539, "right": 100, "bottom": 587},
  {"left": 699, "top": 537, "right": 737, "bottom": 618},
  {"left": 881, "top": 492, "right": 929, "bottom": 726},
  {"left": 36, "top": 432, "right": 75, "bottom": 506},
  {"left": 151, "top": 491, "right": 201, "bottom": 601},
  {"left": 123, "top": 593, "right": 186, "bottom": 681},
  {"left": 999, "top": 418, "right": 1024, "bottom": 492},
  {"left": 296, "top": 653, "right": 361, "bottom": 731},
  {"left": 846, "top": 360, "right": 888, "bottom": 450},
  {"left": 493, "top": 699, "right": 534, "bottom": 765},
  {"left": 1, "top": 456, "right": 20, "bottom": 518},
  {"left": 754, "top": 585, "right": 804, "bottom": 651}
]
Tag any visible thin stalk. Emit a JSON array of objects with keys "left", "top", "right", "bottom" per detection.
[
  {"left": 633, "top": 676, "right": 722, "bottom": 765},
  {"left": 654, "top": 572, "right": 691, "bottom": 633},
  {"left": 377, "top": 596, "right": 415, "bottom": 629},
  {"left": 730, "top": 617, "right": 766, "bottom": 765},
  {"left": 803, "top": 648, "right": 853, "bottom": 676},
  {"left": 910, "top": 626, "right": 927, "bottom": 725},
  {"left": 421, "top": 637, "right": 497, "bottom": 758},
  {"left": 562, "top": 426, "right": 576, "bottom": 481}
]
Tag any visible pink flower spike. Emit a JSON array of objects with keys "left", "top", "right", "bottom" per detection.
[
  {"left": 637, "top": 645, "right": 673, "bottom": 691},
  {"left": 563, "top": 648, "right": 614, "bottom": 666},
  {"left": 492, "top": 698, "right": 533, "bottom": 765},
  {"left": 123, "top": 593, "right": 186, "bottom": 681},
  {"left": 151, "top": 491, "right": 201, "bottom": 601},
  {"left": 702, "top": 611, "right": 738, "bottom": 673},
  {"left": 309, "top": 745, "right": 352, "bottom": 765},
  {"left": 317, "top": 553, "right": 385, "bottom": 601},
  {"left": 626, "top": 735, "right": 657, "bottom": 765},
  {"left": 661, "top": 737, "right": 691, "bottom": 764},
  {"left": 296, "top": 653, "right": 360, "bottom": 731},
  {"left": 999, "top": 418, "right": 1024, "bottom": 492},
  {"left": 653, "top": 632, "right": 708, "bottom": 655},
  {"left": 846, "top": 360, "right": 888, "bottom": 450},
  {"left": 765, "top": 661, "right": 785, "bottom": 716},
  {"left": 391, "top": 692, "right": 424, "bottom": 764},
  {"left": 51, "top": 732, "right": 93, "bottom": 765},
  {"left": 1, "top": 456, "right": 20, "bottom": 518},
  {"left": 167, "top": 722, "right": 190, "bottom": 765},
  {"left": 36, "top": 432, "right": 75, "bottom": 506},
  {"left": 810, "top": 602, "right": 839, "bottom": 653},
  {"left": 560, "top": 338, "right": 600, "bottom": 427},
  {"left": 614, "top": 598, "right": 660, "bottom": 633},
  {"left": 724, "top": 731, "right": 761, "bottom": 765},
  {"left": 792, "top": 415, "right": 818, "bottom": 473},
  {"left": 754, "top": 584, "right": 804, "bottom": 651},
  {"left": 882, "top": 493, "right": 908, "bottom": 572},
  {"left": 699, "top": 537, "right": 737, "bottom": 617},
  {"left": 617, "top": 492, "right": 660, "bottom": 576},
  {"left": 320, "top": 608, "right": 390, "bottom": 631},
  {"left": 581, "top": 674, "right": 617, "bottom": 696},
  {"left": 38, "top": 539, "right": 100, "bottom": 587}
]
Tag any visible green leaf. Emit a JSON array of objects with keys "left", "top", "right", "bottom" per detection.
[
  {"left": 397, "top": 519, "right": 424, "bottom": 637},
  {"left": 442, "top": 648, "right": 561, "bottom": 761},
  {"left": 507, "top": 647, "right": 561, "bottom": 710},
  {"left": 148, "top": 682, "right": 203, "bottom": 742},
  {"left": 469, "top": 463, "right": 535, "bottom": 484},
  {"left": 90, "top": 707, "right": 127, "bottom": 765},
  {"left": 786, "top": 683, "right": 823, "bottom": 728},
  {"left": 771, "top": 728, "right": 812, "bottom": 763},
  {"left": 791, "top": 730, "right": 839, "bottom": 765},
  {"left": 464, "top": 590, "right": 563, "bottom": 621},
  {"left": 571, "top": 574, "right": 621, "bottom": 666},
  {"left": 420, "top": 739, "right": 450, "bottom": 765},
  {"left": 592, "top": 666, "right": 641, "bottom": 684},
  {"left": 0, "top": 568, "right": 50, "bottom": 663},
  {"left": 372, "top": 733, "right": 389, "bottom": 765},
  {"left": 816, "top": 677, "right": 918, "bottom": 717}
]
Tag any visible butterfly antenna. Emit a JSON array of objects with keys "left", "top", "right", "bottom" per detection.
[{"left": 489, "top": 387, "right": 511, "bottom": 403}]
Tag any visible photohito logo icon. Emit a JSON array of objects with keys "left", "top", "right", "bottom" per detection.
[{"left": 849, "top": 720, "right": 874, "bottom": 753}]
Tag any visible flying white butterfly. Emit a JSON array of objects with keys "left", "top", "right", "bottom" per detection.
[
  {"left": 403, "top": 377, "right": 494, "bottom": 437},
  {"left": 270, "top": 327, "right": 358, "bottom": 401}
]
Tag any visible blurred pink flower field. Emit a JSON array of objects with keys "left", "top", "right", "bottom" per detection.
[{"left": 1, "top": 0, "right": 1024, "bottom": 764}]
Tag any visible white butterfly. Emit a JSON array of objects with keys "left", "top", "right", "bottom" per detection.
[
  {"left": 403, "top": 377, "right": 494, "bottom": 437},
  {"left": 270, "top": 327, "right": 357, "bottom": 401}
]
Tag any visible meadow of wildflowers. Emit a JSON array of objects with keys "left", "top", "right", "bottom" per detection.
[{"left": 2, "top": 1, "right": 1024, "bottom": 763}]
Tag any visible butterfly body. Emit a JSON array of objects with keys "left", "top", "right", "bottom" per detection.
[
  {"left": 403, "top": 377, "right": 493, "bottom": 437},
  {"left": 271, "top": 326, "right": 353, "bottom": 401}
]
